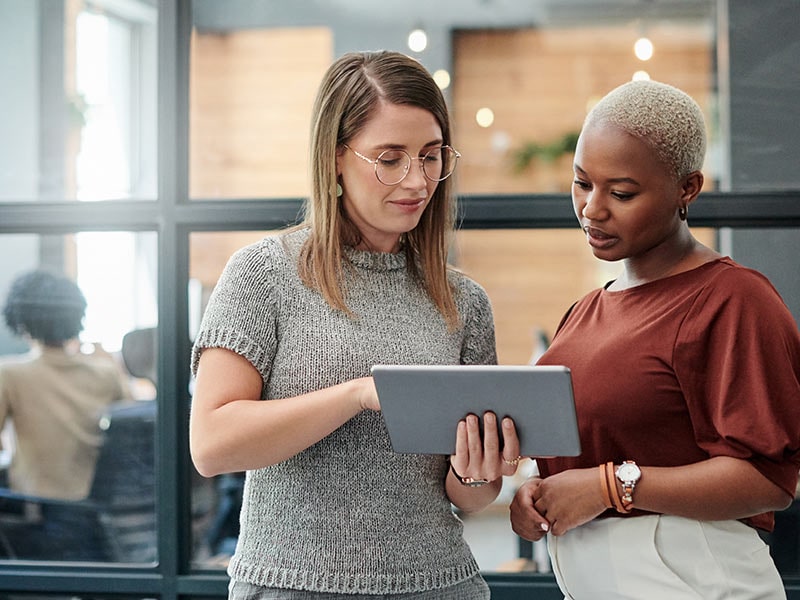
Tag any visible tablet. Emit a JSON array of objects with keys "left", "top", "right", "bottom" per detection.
[{"left": 371, "top": 364, "right": 581, "bottom": 457}]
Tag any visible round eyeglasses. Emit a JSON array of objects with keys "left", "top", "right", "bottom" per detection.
[{"left": 344, "top": 144, "right": 461, "bottom": 186}]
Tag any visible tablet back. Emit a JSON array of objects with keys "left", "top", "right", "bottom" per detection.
[{"left": 371, "top": 364, "right": 581, "bottom": 457}]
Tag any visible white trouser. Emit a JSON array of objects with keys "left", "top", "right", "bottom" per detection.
[{"left": 548, "top": 515, "right": 785, "bottom": 600}]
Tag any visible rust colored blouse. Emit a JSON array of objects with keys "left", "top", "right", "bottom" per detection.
[{"left": 537, "top": 257, "right": 800, "bottom": 531}]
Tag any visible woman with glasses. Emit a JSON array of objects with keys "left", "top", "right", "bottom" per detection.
[
  {"left": 510, "top": 80, "right": 800, "bottom": 599},
  {"left": 189, "top": 50, "right": 520, "bottom": 599}
]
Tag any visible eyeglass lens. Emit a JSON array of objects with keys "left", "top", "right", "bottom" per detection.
[{"left": 375, "top": 147, "right": 458, "bottom": 185}]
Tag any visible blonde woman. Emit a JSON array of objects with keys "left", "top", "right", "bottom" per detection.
[{"left": 190, "top": 51, "right": 521, "bottom": 599}]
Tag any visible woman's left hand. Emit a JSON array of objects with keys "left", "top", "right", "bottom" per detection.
[{"left": 450, "top": 411, "right": 522, "bottom": 483}]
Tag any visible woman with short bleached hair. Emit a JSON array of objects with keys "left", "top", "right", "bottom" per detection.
[{"left": 511, "top": 80, "right": 800, "bottom": 599}]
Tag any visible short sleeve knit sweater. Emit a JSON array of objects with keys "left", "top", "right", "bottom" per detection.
[{"left": 190, "top": 228, "right": 497, "bottom": 595}]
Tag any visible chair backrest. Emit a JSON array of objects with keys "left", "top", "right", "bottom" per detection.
[
  {"left": 121, "top": 327, "right": 157, "bottom": 385},
  {"left": 90, "top": 401, "right": 156, "bottom": 505},
  {"left": 89, "top": 399, "right": 157, "bottom": 563}
]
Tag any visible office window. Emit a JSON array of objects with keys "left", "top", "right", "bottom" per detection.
[
  {"left": 188, "top": 0, "right": 717, "bottom": 200},
  {"left": 0, "top": 0, "right": 157, "bottom": 203},
  {"left": 0, "top": 231, "right": 158, "bottom": 564}
]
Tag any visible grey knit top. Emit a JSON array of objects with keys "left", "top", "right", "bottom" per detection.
[{"left": 191, "top": 228, "right": 497, "bottom": 595}]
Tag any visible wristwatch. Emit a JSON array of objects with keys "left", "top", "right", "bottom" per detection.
[
  {"left": 615, "top": 460, "right": 641, "bottom": 509},
  {"left": 450, "top": 463, "right": 490, "bottom": 488}
]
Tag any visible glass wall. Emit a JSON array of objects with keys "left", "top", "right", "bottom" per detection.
[
  {"left": 188, "top": 0, "right": 718, "bottom": 200},
  {"left": 0, "top": 0, "right": 157, "bottom": 203},
  {"left": 0, "top": 0, "right": 161, "bottom": 580},
  {"left": 0, "top": 232, "right": 158, "bottom": 563}
]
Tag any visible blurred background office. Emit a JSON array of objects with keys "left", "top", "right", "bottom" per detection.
[
  {"left": 0, "top": 1, "right": 798, "bottom": 599},
  {"left": 0, "top": 269, "right": 131, "bottom": 500}
]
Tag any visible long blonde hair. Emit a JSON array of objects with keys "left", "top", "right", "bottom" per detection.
[{"left": 298, "top": 51, "right": 460, "bottom": 328}]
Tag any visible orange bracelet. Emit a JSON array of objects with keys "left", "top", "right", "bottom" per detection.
[
  {"left": 605, "top": 461, "right": 632, "bottom": 514},
  {"left": 598, "top": 463, "right": 614, "bottom": 509}
]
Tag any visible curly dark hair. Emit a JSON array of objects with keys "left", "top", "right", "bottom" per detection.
[{"left": 2, "top": 269, "right": 87, "bottom": 346}]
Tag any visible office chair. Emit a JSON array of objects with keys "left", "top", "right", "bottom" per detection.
[{"left": 0, "top": 399, "right": 157, "bottom": 563}]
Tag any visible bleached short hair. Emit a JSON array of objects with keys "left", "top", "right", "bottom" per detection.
[{"left": 584, "top": 80, "right": 707, "bottom": 179}]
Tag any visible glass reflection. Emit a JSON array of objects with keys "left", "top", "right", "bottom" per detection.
[
  {"left": 0, "top": 232, "right": 158, "bottom": 563},
  {"left": 0, "top": 0, "right": 157, "bottom": 202},
  {"left": 189, "top": 0, "right": 717, "bottom": 199}
]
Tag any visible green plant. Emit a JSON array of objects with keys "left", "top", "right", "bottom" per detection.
[{"left": 511, "top": 130, "right": 580, "bottom": 173}]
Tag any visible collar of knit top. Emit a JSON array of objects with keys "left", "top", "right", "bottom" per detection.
[{"left": 344, "top": 245, "right": 407, "bottom": 271}]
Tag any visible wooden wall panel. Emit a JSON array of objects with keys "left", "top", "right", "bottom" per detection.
[
  {"left": 454, "top": 229, "right": 602, "bottom": 365},
  {"left": 189, "top": 231, "right": 274, "bottom": 288},
  {"left": 452, "top": 25, "right": 713, "bottom": 194},
  {"left": 190, "top": 28, "right": 332, "bottom": 198}
]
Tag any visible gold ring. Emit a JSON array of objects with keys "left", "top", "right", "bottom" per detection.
[{"left": 503, "top": 456, "right": 522, "bottom": 466}]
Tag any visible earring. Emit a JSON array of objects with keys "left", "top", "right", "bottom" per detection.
[
  {"left": 336, "top": 183, "right": 343, "bottom": 198},
  {"left": 678, "top": 206, "right": 687, "bottom": 221}
]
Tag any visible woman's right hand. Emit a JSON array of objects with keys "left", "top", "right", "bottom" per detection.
[
  {"left": 513, "top": 467, "right": 610, "bottom": 537},
  {"left": 510, "top": 477, "right": 551, "bottom": 541}
]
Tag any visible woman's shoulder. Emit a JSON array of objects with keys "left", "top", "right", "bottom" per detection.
[
  {"left": 681, "top": 258, "right": 798, "bottom": 336},
  {"left": 447, "top": 267, "right": 489, "bottom": 298},
  {"left": 702, "top": 257, "right": 784, "bottom": 299},
  {"left": 447, "top": 268, "right": 494, "bottom": 321},
  {"left": 233, "top": 229, "right": 301, "bottom": 258},
  {"left": 225, "top": 228, "right": 308, "bottom": 276}
]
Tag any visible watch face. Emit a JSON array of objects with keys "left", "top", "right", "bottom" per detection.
[{"left": 616, "top": 462, "right": 641, "bottom": 482}]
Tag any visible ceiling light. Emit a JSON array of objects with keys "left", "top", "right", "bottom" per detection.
[
  {"left": 634, "top": 36, "right": 654, "bottom": 61},
  {"left": 476, "top": 107, "right": 494, "bottom": 128},
  {"left": 408, "top": 28, "right": 427, "bottom": 53},
  {"left": 433, "top": 69, "right": 451, "bottom": 90}
]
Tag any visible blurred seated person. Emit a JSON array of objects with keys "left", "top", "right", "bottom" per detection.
[{"left": 0, "top": 269, "right": 130, "bottom": 500}]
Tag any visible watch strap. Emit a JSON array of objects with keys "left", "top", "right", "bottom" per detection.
[
  {"left": 599, "top": 463, "right": 614, "bottom": 509},
  {"left": 449, "top": 462, "right": 490, "bottom": 487}
]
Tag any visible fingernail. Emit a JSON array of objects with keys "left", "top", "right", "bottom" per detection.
[{"left": 540, "top": 522, "right": 549, "bottom": 532}]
